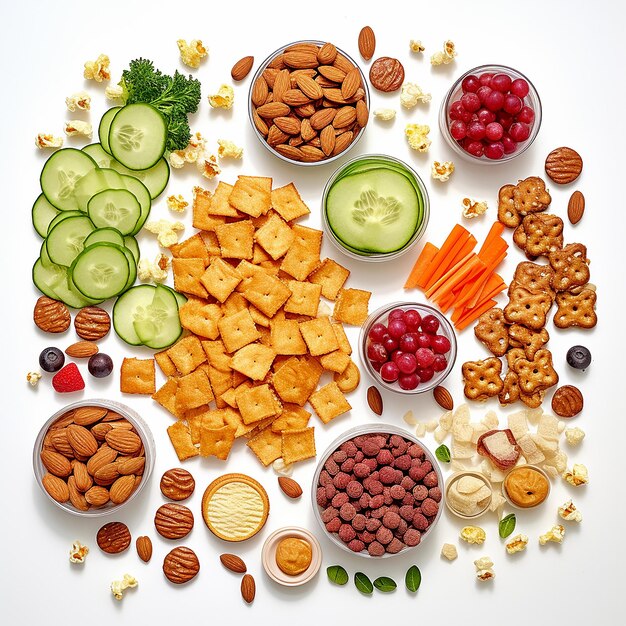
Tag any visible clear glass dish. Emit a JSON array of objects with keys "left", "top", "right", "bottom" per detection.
[{"left": 444, "top": 470, "right": 493, "bottom": 520}]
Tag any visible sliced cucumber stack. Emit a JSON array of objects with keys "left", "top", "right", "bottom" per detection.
[
  {"left": 32, "top": 194, "right": 60, "bottom": 238},
  {"left": 71, "top": 243, "right": 130, "bottom": 300}
]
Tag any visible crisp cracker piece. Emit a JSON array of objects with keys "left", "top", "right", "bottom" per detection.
[
  {"left": 206, "top": 365, "right": 233, "bottom": 406},
  {"left": 220, "top": 387, "right": 239, "bottom": 409},
  {"left": 271, "top": 182, "right": 311, "bottom": 221},
  {"left": 200, "top": 424, "right": 237, "bottom": 460},
  {"left": 284, "top": 280, "right": 321, "bottom": 317},
  {"left": 235, "top": 259, "right": 269, "bottom": 293},
  {"left": 202, "top": 230, "right": 221, "bottom": 256},
  {"left": 221, "top": 291, "right": 248, "bottom": 316},
  {"left": 299, "top": 317, "right": 339, "bottom": 356},
  {"left": 200, "top": 257, "right": 242, "bottom": 303},
  {"left": 331, "top": 322, "right": 352, "bottom": 355},
  {"left": 202, "top": 408, "right": 229, "bottom": 429},
  {"left": 258, "top": 326, "right": 272, "bottom": 347},
  {"left": 167, "top": 335, "right": 207, "bottom": 375},
  {"left": 308, "top": 258, "right": 351, "bottom": 301},
  {"left": 167, "top": 420, "right": 199, "bottom": 461},
  {"left": 172, "top": 257, "right": 209, "bottom": 298},
  {"left": 279, "top": 225, "right": 322, "bottom": 281},
  {"left": 271, "top": 404, "right": 311, "bottom": 433},
  {"left": 309, "top": 381, "right": 352, "bottom": 424},
  {"left": 154, "top": 349, "right": 179, "bottom": 377},
  {"left": 252, "top": 243, "right": 272, "bottom": 265},
  {"left": 201, "top": 339, "right": 232, "bottom": 373},
  {"left": 231, "top": 369, "right": 249, "bottom": 389},
  {"left": 230, "top": 343, "right": 276, "bottom": 380},
  {"left": 282, "top": 427, "right": 316, "bottom": 464},
  {"left": 185, "top": 405, "right": 212, "bottom": 444},
  {"left": 192, "top": 186, "right": 227, "bottom": 232},
  {"left": 247, "top": 426, "right": 283, "bottom": 466},
  {"left": 215, "top": 220, "right": 255, "bottom": 260},
  {"left": 120, "top": 357, "right": 156, "bottom": 395},
  {"left": 229, "top": 175, "right": 272, "bottom": 218},
  {"left": 242, "top": 271, "right": 291, "bottom": 317},
  {"left": 218, "top": 308, "right": 261, "bottom": 353},
  {"left": 333, "top": 288, "right": 371, "bottom": 326},
  {"left": 178, "top": 297, "right": 222, "bottom": 339},
  {"left": 271, "top": 356, "right": 323, "bottom": 406},
  {"left": 152, "top": 378, "right": 183, "bottom": 418},
  {"left": 237, "top": 383, "right": 282, "bottom": 425},
  {"left": 208, "top": 181, "right": 239, "bottom": 217},
  {"left": 249, "top": 305, "right": 271, "bottom": 328},
  {"left": 270, "top": 319, "right": 308, "bottom": 355},
  {"left": 170, "top": 232, "right": 210, "bottom": 263},
  {"left": 254, "top": 213, "right": 295, "bottom": 260},
  {"left": 175, "top": 368, "right": 214, "bottom": 411},
  {"left": 334, "top": 359, "right": 360, "bottom": 393},
  {"left": 319, "top": 349, "right": 351, "bottom": 374}
]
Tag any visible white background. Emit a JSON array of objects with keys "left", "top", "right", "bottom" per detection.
[{"left": 1, "top": 0, "right": 624, "bottom": 623}]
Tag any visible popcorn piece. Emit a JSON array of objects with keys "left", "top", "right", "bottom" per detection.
[
  {"left": 565, "top": 427, "right": 585, "bottom": 446},
  {"left": 27, "top": 371, "right": 42, "bottom": 386},
  {"left": 441, "top": 543, "right": 458, "bottom": 560},
  {"left": 414, "top": 423, "right": 426, "bottom": 438},
  {"left": 137, "top": 254, "right": 170, "bottom": 283},
  {"left": 208, "top": 84, "right": 235, "bottom": 110},
  {"left": 83, "top": 54, "right": 111, "bottom": 82},
  {"left": 439, "top": 410, "right": 453, "bottom": 432},
  {"left": 557, "top": 420, "right": 566, "bottom": 434},
  {"left": 409, "top": 40, "right": 425, "bottom": 53},
  {"left": 431, "top": 160, "right": 455, "bottom": 182},
  {"left": 197, "top": 153, "right": 221, "bottom": 179},
  {"left": 539, "top": 524, "right": 565, "bottom": 545},
  {"left": 505, "top": 534, "right": 528, "bottom": 554},
  {"left": 433, "top": 426, "right": 447, "bottom": 443},
  {"left": 400, "top": 82, "right": 432, "bottom": 109},
  {"left": 430, "top": 40, "right": 457, "bottom": 66},
  {"left": 563, "top": 463, "right": 588, "bottom": 486},
  {"left": 69, "top": 540, "right": 89, "bottom": 564},
  {"left": 166, "top": 194, "right": 189, "bottom": 213},
  {"left": 559, "top": 499, "right": 583, "bottom": 523},
  {"left": 425, "top": 419, "right": 438, "bottom": 432},
  {"left": 403, "top": 410, "right": 417, "bottom": 426},
  {"left": 65, "top": 91, "right": 91, "bottom": 112},
  {"left": 405, "top": 124, "right": 431, "bottom": 152},
  {"left": 217, "top": 139, "right": 243, "bottom": 159},
  {"left": 460, "top": 526, "right": 486, "bottom": 545},
  {"left": 35, "top": 133, "right": 63, "bottom": 149},
  {"left": 64, "top": 120, "right": 93, "bottom": 138},
  {"left": 144, "top": 220, "right": 185, "bottom": 248},
  {"left": 169, "top": 132, "right": 207, "bottom": 168},
  {"left": 105, "top": 84, "right": 124, "bottom": 101},
  {"left": 272, "top": 458, "right": 294, "bottom": 477},
  {"left": 474, "top": 556, "right": 495, "bottom": 581},
  {"left": 110, "top": 574, "right": 138, "bottom": 601},
  {"left": 462, "top": 197, "right": 488, "bottom": 219},
  {"left": 373, "top": 108, "right": 396, "bottom": 121},
  {"left": 177, "top": 39, "right": 208, "bottom": 69}
]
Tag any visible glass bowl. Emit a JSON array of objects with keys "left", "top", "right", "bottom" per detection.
[
  {"left": 439, "top": 64, "right": 542, "bottom": 164},
  {"left": 359, "top": 302, "right": 457, "bottom": 394},
  {"left": 248, "top": 40, "right": 370, "bottom": 166},
  {"left": 321, "top": 154, "right": 430, "bottom": 262},
  {"left": 311, "top": 424, "right": 444, "bottom": 558},
  {"left": 444, "top": 471, "right": 493, "bottom": 520},
  {"left": 33, "top": 398, "right": 155, "bottom": 517}
]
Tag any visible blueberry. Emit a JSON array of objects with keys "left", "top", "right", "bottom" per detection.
[
  {"left": 88, "top": 353, "right": 113, "bottom": 378},
  {"left": 39, "top": 347, "right": 65, "bottom": 373},
  {"left": 566, "top": 345, "right": 592, "bottom": 371}
]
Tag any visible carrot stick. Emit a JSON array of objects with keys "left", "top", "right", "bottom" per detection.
[
  {"left": 451, "top": 305, "right": 467, "bottom": 324},
  {"left": 479, "top": 222, "right": 505, "bottom": 255},
  {"left": 448, "top": 234, "right": 477, "bottom": 268},
  {"left": 471, "top": 272, "right": 505, "bottom": 307},
  {"left": 455, "top": 251, "right": 507, "bottom": 308},
  {"left": 404, "top": 242, "right": 439, "bottom": 289},
  {"left": 429, "top": 255, "right": 483, "bottom": 302},
  {"left": 476, "top": 280, "right": 507, "bottom": 304},
  {"left": 425, "top": 252, "right": 476, "bottom": 299},
  {"left": 419, "top": 224, "right": 468, "bottom": 289},
  {"left": 478, "top": 237, "right": 508, "bottom": 265},
  {"left": 455, "top": 299, "right": 497, "bottom": 331},
  {"left": 425, "top": 230, "right": 472, "bottom": 289}
]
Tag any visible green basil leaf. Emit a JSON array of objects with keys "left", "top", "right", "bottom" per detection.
[
  {"left": 435, "top": 444, "right": 451, "bottom": 463},
  {"left": 405, "top": 565, "right": 422, "bottom": 592},
  {"left": 327, "top": 565, "right": 348, "bottom": 585},
  {"left": 354, "top": 572, "right": 373, "bottom": 594},
  {"left": 373, "top": 576, "right": 397, "bottom": 592},
  {"left": 499, "top": 513, "right": 516, "bottom": 538}
]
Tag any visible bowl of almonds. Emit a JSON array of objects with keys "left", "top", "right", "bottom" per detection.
[
  {"left": 248, "top": 40, "right": 370, "bottom": 165},
  {"left": 33, "top": 399, "right": 155, "bottom": 517}
]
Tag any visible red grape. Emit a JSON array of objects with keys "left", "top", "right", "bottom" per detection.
[
  {"left": 368, "top": 323, "right": 387, "bottom": 342},
  {"left": 381, "top": 361, "right": 399, "bottom": 383},
  {"left": 399, "top": 334, "right": 419, "bottom": 353},
  {"left": 416, "top": 332, "right": 431, "bottom": 349},
  {"left": 382, "top": 336, "right": 398, "bottom": 352},
  {"left": 479, "top": 73, "right": 494, "bottom": 86},
  {"left": 477, "top": 108, "right": 496, "bottom": 125},
  {"left": 402, "top": 309, "right": 422, "bottom": 330},
  {"left": 388, "top": 309, "right": 405, "bottom": 321},
  {"left": 466, "top": 121, "right": 486, "bottom": 141},
  {"left": 484, "top": 90, "right": 505, "bottom": 112},
  {"left": 367, "top": 342, "right": 387, "bottom": 363},
  {"left": 461, "top": 74, "right": 480, "bottom": 92},
  {"left": 503, "top": 93, "right": 523, "bottom": 115},
  {"left": 485, "top": 122, "right": 504, "bottom": 141},
  {"left": 461, "top": 92, "right": 481, "bottom": 112},
  {"left": 465, "top": 140, "right": 484, "bottom": 157},
  {"left": 502, "top": 134, "right": 517, "bottom": 154},
  {"left": 421, "top": 315, "right": 440, "bottom": 334},
  {"left": 416, "top": 367, "right": 435, "bottom": 382},
  {"left": 430, "top": 335, "right": 451, "bottom": 354},
  {"left": 516, "top": 106, "right": 535, "bottom": 124},
  {"left": 396, "top": 353, "right": 417, "bottom": 375},
  {"left": 388, "top": 319, "right": 407, "bottom": 339},
  {"left": 398, "top": 373, "right": 420, "bottom": 390},
  {"left": 432, "top": 354, "right": 448, "bottom": 372},
  {"left": 510, "top": 78, "right": 529, "bottom": 98},
  {"left": 509, "top": 122, "right": 530, "bottom": 142},
  {"left": 449, "top": 120, "right": 467, "bottom": 140},
  {"left": 484, "top": 141, "right": 505, "bottom": 160},
  {"left": 491, "top": 73, "right": 512, "bottom": 92},
  {"left": 415, "top": 348, "right": 435, "bottom": 369}
]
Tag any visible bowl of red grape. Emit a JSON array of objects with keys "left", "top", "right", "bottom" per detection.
[
  {"left": 360, "top": 302, "right": 457, "bottom": 394},
  {"left": 439, "top": 64, "right": 541, "bottom": 163}
]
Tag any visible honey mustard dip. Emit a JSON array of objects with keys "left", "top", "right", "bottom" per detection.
[
  {"left": 504, "top": 466, "right": 550, "bottom": 508},
  {"left": 275, "top": 537, "right": 312, "bottom": 576}
]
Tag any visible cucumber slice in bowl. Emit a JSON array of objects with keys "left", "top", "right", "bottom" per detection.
[
  {"left": 70, "top": 242, "right": 130, "bottom": 300},
  {"left": 87, "top": 188, "right": 141, "bottom": 235},
  {"left": 109, "top": 103, "right": 167, "bottom": 171},
  {"left": 46, "top": 215, "right": 95, "bottom": 266},
  {"left": 32, "top": 194, "right": 60, "bottom": 238}
]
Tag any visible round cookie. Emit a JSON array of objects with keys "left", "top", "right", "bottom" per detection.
[
  {"left": 160, "top": 468, "right": 195, "bottom": 501},
  {"left": 155, "top": 503, "right": 194, "bottom": 540},
  {"left": 96, "top": 521, "right": 131, "bottom": 554},
  {"left": 275, "top": 537, "right": 312, "bottom": 576},
  {"left": 545, "top": 146, "right": 583, "bottom": 184},
  {"left": 163, "top": 547, "right": 200, "bottom": 584},
  {"left": 369, "top": 57, "right": 404, "bottom": 92},
  {"left": 551, "top": 385, "right": 584, "bottom": 418}
]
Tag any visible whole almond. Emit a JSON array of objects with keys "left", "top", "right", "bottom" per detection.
[
  {"left": 289, "top": 135, "right": 304, "bottom": 147},
  {"left": 50, "top": 429, "right": 74, "bottom": 458},
  {"left": 333, "top": 131, "right": 354, "bottom": 155},
  {"left": 74, "top": 306, "right": 110, "bottom": 340},
  {"left": 283, "top": 51, "right": 319, "bottom": 69},
  {"left": 568, "top": 190, "right": 585, "bottom": 224},
  {"left": 67, "top": 475, "right": 90, "bottom": 511},
  {"left": 272, "top": 69, "right": 291, "bottom": 103},
  {"left": 87, "top": 445, "right": 118, "bottom": 475},
  {"left": 252, "top": 109, "right": 269, "bottom": 136},
  {"left": 105, "top": 429, "right": 142, "bottom": 454},
  {"left": 300, "top": 118, "right": 317, "bottom": 141},
  {"left": 41, "top": 449, "right": 72, "bottom": 477},
  {"left": 433, "top": 386, "right": 454, "bottom": 411},
  {"left": 300, "top": 145, "right": 325, "bottom": 162},
  {"left": 341, "top": 67, "right": 361, "bottom": 99},
  {"left": 358, "top": 26, "right": 376, "bottom": 60},
  {"left": 67, "top": 424, "right": 98, "bottom": 457},
  {"left": 367, "top": 386, "right": 383, "bottom": 416},
  {"left": 294, "top": 103, "right": 316, "bottom": 118},
  {"left": 296, "top": 74, "right": 324, "bottom": 100},
  {"left": 320, "top": 125, "right": 336, "bottom": 156},
  {"left": 65, "top": 341, "right": 99, "bottom": 358},
  {"left": 50, "top": 411, "right": 76, "bottom": 429},
  {"left": 267, "top": 55, "right": 285, "bottom": 70},
  {"left": 73, "top": 406, "right": 108, "bottom": 426},
  {"left": 136, "top": 536, "right": 153, "bottom": 562},
  {"left": 267, "top": 125, "right": 290, "bottom": 147},
  {"left": 322, "top": 88, "right": 349, "bottom": 105},
  {"left": 285, "top": 43, "right": 320, "bottom": 55},
  {"left": 116, "top": 456, "right": 145, "bottom": 476},
  {"left": 333, "top": 106, "right": 357, "bottom": 129},
  {"left": 355, "top": 99, "right": 369, "bottom": 127},
  {"left": 318, "top": 42, "right": 337, "bottom": 65},
  {"left": 262, "top": 67, "right": 279, "bottom": 86},
  {"left": 333, "top": 53, "right": 356, "bottom": 74},
  {"left": 257, "top": 102, "right": 291, "bottom": 119},
  {"left": 84, "top": 485, "right": 110, "bottom": 507},
  {"left": 251, "top": 76, "right": 269, "bottom": 106},
  {"left": 289, "top": 69, "right": 316, "bottom": 87},
  {"left": 278, "top": 476, "right": 303, "bottom": 499},
  {"left": 318, "top": 65, "right": 346, "bottom": 83},
  {"left": 91, "top": 423, "right": 113, "bottom": 441},
  {"left": 94, "top": 462, "right": 120, "bottom": 485},
  {"left": 282, "top": 89, "right": 311, "bottom": 107},
  {"left": 220, "top": 553, "right": 247, "bottom": 574},
  {"left": 42, "top": 473, "right": 70, "bottom": 503},
  {"left": 72, "top": 461, "right": 93, "bottom": 492},
  {"left": 275, "top": 144, "right": 305, "bottom": 161},
  {"left": 310, "top": 108, "right": 337, "bottom": 130},
  {"left": 241, "top": 574, "right": 256, "bottom": 604},
  {"left": 34, "top": 296, "right": 70, "bottom": 333},
  {"left": 109, "top": 474, "right": 137, "bottom": 504},
  {"left": 231, "top": 55, "right": 254, "bottom": 81},
  {"left": 315, "top": 74, "right": 339, "bottom": 88},
  {"left": 273, "top": 116, "right": 301, "bottom": 135}
]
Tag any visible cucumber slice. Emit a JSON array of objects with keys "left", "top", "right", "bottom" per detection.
[
  {"left": 40, "top": 148, "right": 98, "bottom": 211},
  {"left": 40, "top": 240, "right": 53, "bottom": 266},
  {"left": 119, "top": 175, "right": 151, "bottom": 234},
  {"left": 109, "top": 103, "right": 167, "bottom": 171},
  {"left": 33, "top": 257, "right": 67, "bottom": 299},
  {"left": 84, "top": 227, "right": 125, "bottom": 248},
  {"left": 82, "top": 143, "right": 114, "bottom": 168},
  {"left": 74, "top": 167, "right": 125, "bottom": 212},
  {"left": 162, "top": 285, "right": 187, "bottom": 309},
  {"left": 120, "top": 246, "right": 138, "bottom": 293},
  {"left": 123, "top": 235, "right": 140, "bottom": 263},
  {"left": 87, "top": 188, "right": 141, "bottom": 235},
  {"left": 133, "top": 285, "right": 183, "bottom": 349},
  {"left": 47, "top": 210, "right": 84, "bottom": 235},
  {"left": 56, "top": 273, "right": 104, "bottom": 308},
  {"left": 70, "top": 243, "right": 130, "bottom": 300},
  {"left": 112, "top": 285, "right": 156, "bottom": 345},
  {"left": 111, "top": 157, "right": 170, "bottom": 199},
  {"left": 32, "top": 194, "right": 60, "bottom": 238},
  {"left": 46, "top": 215, "right": 95, "bottom": 266},
  {"left": 98, "top": 107, "right": 122, "bottom": 154}
]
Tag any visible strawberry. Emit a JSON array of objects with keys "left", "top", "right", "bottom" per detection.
[{"left": 52, "top": 363, "right": 85, "bottom": 393}]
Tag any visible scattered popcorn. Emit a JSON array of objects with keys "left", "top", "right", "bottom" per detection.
[
  {"left": 35, "top": 133, "right": 63, "bottom": 149},
  {"left": 460, "top": 526, "right": 486, "bottom": 545},
  {"left": 409, "top": 40, "right": 425, "bottom": 53},
  {"left": 177, "top": 39, "right": 208, "bottom": 69},
  {"left": 27, "top": 371, "right": 42, "bottom": 386},
  {"left": 505, "top": 534, "right": 528, "bottom": 554},
  {"left": 462, "top": 197, "right": 488, "bottom": 219},
  {"left": 169, "top": 132, "right": 206, "bottom": 168},
  {"left": 110, "top": 574, "right": 137, "bottom": 601},
  {"left": 373, "top": 108, "right": 396, "bottom": 121},
  {"left": 441, "top": 543, "right": 458, "bottom": 560},
  {"left": 144, "top": 220, "right": 185, "bottom": 248},
  {"left": 400, "top": 82, "right": 432, "bottom": 108},
  {"left": 69, "top": 540, "right": 89, "bottom": 564},
  {"left": 197, "top": 153, "right": 221, "bottom": 179},
  {"left": 431, "top": 160, "right": 455, "bottom": 182},
  {"left": 272, "top": 458, "right": 294, "bottom": 477},
  {"left": 166, "top": 194, "right": 189, "bottom": 213},
  {"left": 64, "top": 120, "right": 93, "bottom": 138},
  {"left": 414, "top": 423, "right": 426, "bottom": 437},
  {"left": 403, "top": 410, "right": 417, "bottom": 426},
  {"left": 137, "top": 254, "right": 170, "bottom": 283},
  {"left": 430, "top": 40, "right": 457, "bottom": 66},
  {"left": 65, "top": 91, "right": 91, "bottom": 112},
  {"left": 105, "top": 84, "right": 124, "bottom": 100},
  {"left": 565, "top": 427, "right": 585, "bottom": 446},
  {"left": 559, "top": 499, "right": 583, "bottom": 523},
  {"left": 439, "top": 410, "right": 453, "bottom": 431},
  {"left": 539, "top": 524, "right": 565, "bottom": 545},
  {"left": 83, "top": 54, "right": 111, "bottom": 82},
  {"left": 217, "top": 139, "right": 244, "bottom": 159},
  {"left": 405, "top": 124, "right": 431, "bottom": 152},
  {"left": 208, "top": 84, "right": 235, "bottom": 110},
  {"left": 474, "top": 556, "right": 495, "bottom": 581},
  {"left": 563, "top": 463, "right": 588, "bottom": 486}
]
